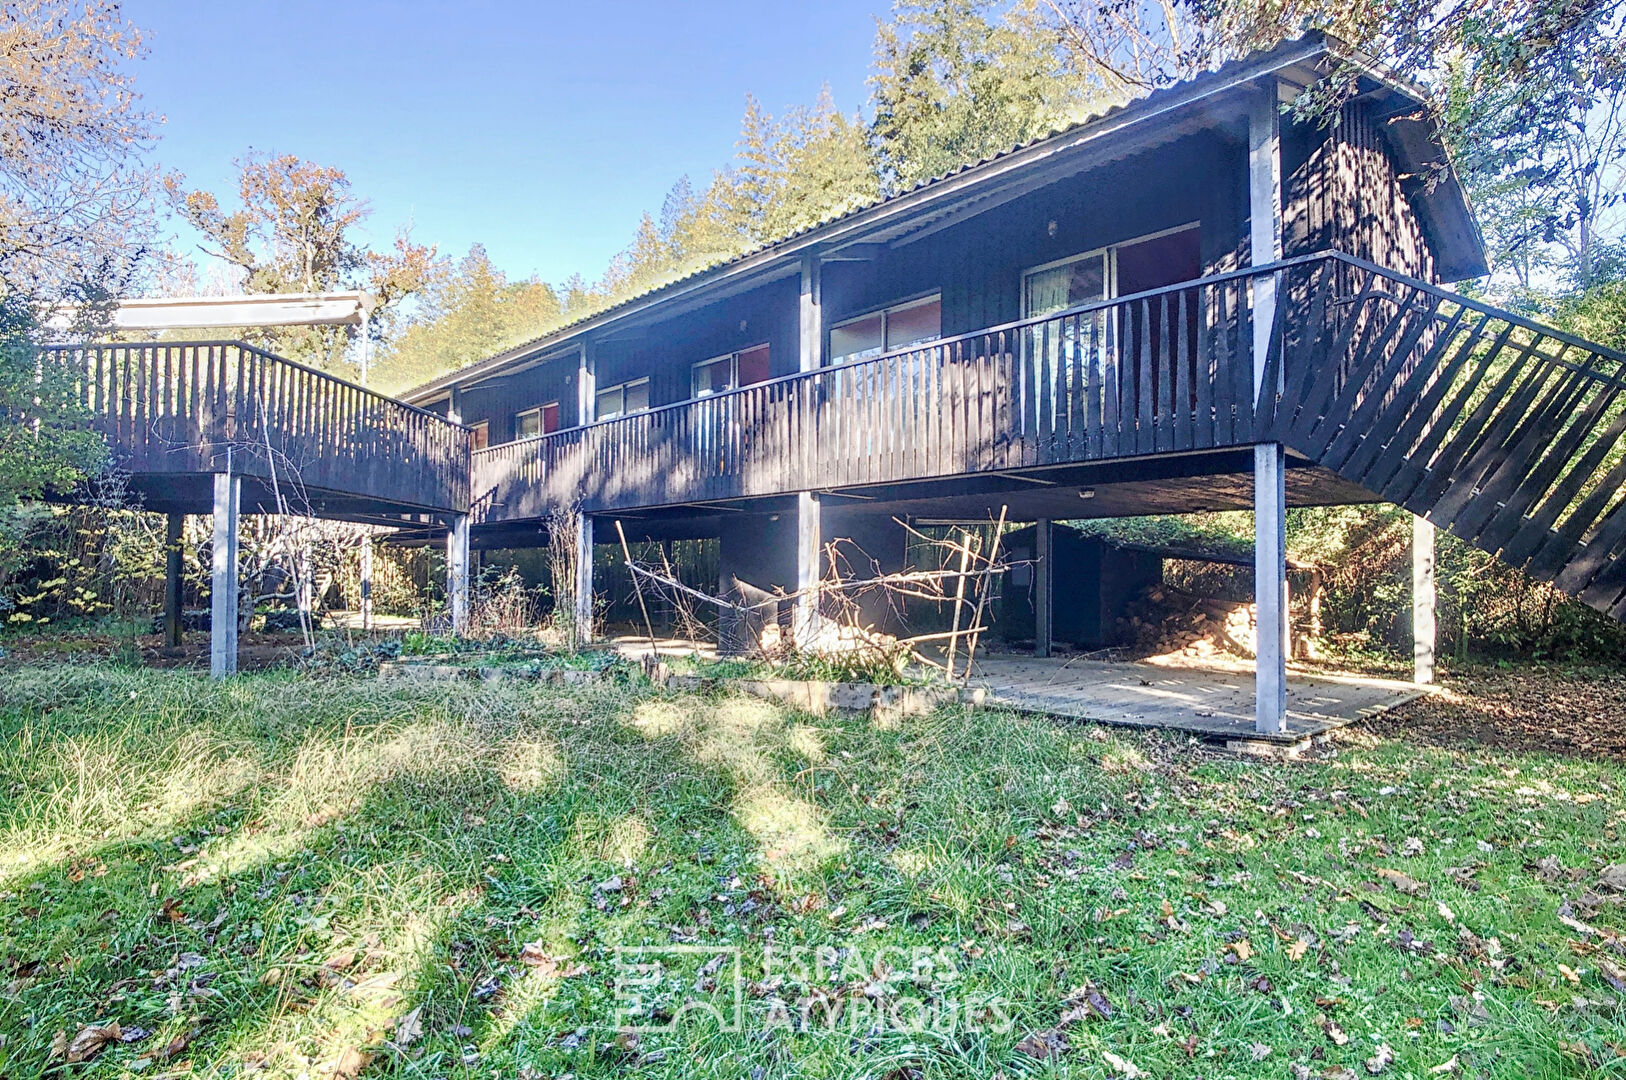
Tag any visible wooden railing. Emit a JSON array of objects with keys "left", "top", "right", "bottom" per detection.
[
  {"left": 471, "top": 265, "right": 1265, "bottom": 522},
  {"left": 43, "top": 341, "right": 471, "bottom": 513},
  {"left": 1261, "top": 253, "right": 1626, "bottom": 619}
]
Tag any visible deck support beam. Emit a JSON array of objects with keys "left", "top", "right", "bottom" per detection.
[
  {"left": 360, "top": 533, "right": 374, "bottom": 631},
  {"left": 1248, "top": 81, "right": 1283, "bottom": 385},
  {"left": 799, "top": 253, "right": 822, "bottom": 372},
  {"left": 164, "top": 513, "right": 184, "bottom": 649},
  {"left": 574, "top": 514, "right": 595, "bottom": 646},
  {"left": 1413, "top": 515, "right": 1436, "bottom": 685},
  {"left": 1034, "top": 518, "right": 1054, "bottom": 658},
  {"left": 446, "top": 514, "right": 469, "bottom": 635},
  {"left": 1249, "top": 79, "right": 1288, "bottom": 735},
  {"left": 577, "top": 341, "right": 596, "bottom": 426},
  {"left": 793, "top": 492, "right": 822, "bottom": 648},
  {"left": 210, "top": 473, "right": 240, "bottom": 678},
  {"left": 1254, "top": 444, "right": 1289, "bottom": 733}
]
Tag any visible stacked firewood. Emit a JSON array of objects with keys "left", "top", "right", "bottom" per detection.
[{"left": 1116, "top": 584, "right": 1259, "bottom": 658}]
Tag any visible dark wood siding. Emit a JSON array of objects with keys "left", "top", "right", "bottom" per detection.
[
  {"left": 460, "top": 353, "right": 578, "bottom": 443},
  {"left": 823, "top": 132, "right": 1248, "bottom": 339},
  {"left": 594, "top": 277, "right": 800, "bottom": 411},
  {"left": 1283, "top": 100, "right": 1436, "bottom": 280}
]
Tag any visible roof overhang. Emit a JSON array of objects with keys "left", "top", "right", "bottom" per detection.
[
  {"left": 404, "top": 31, "right": 1486, "bottom": 406},
  {"left": 90, "top": 291, "right": 377, "bottom": 331}
]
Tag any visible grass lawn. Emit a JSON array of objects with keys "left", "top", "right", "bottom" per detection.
[{"left": 1, "top": 664, "right": 1623, "bottom": 1078}]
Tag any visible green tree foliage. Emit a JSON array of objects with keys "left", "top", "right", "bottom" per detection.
[
  {"left": 726, "top": 87, "right": 880, "bottom": 243},
  {"left": 869, "top": 0, "right": 1099, "bottom": 191},
  {"left": 1, "top": 0, "right": 154, "bottom": 512},
  {"left": 370, "top": 245, "right": 563, "bottom": 395},
  {"left": 1442, "top": 4, "right": 1626, "bottom": 293},
  {"left": 164, "top": 153, "right": 436, "bottom": 375}
]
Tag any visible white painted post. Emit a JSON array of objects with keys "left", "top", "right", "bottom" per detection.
[
  {"left": 793, "top": 254, "right": 825, "bottom": 651},
  {"left": 1034, "top": 518, "right": 1053, "bottom": 658},
  {"left": 446, "top": 514, "right": 469, "bottom": 635},
  {"left": 577, "top": 341, "right": 596, "bottom": 425},
  {"left": 1413, "top": 515, "right": 1437, "bottom": 685},
  {"left": 210, "top": 472, "right": 240, "bottom": 678},
  {"left": 446, "top": 386, "right": 462, "bottom": 426},
  {"left": 1248, "top": 82, "right": 1284, "bottom": 399},
  {"left": 793, "top": 492, "right": 822, "bottom": 649},
  {"left": 1250, "top": 80, "right": 1289, "bottom": 735},
  {"left": 1254, "top": 444, "right": 1288, "bottom": 733},
  {"left": 799, "top": 253, "right": 822, "bottom": 373},
  {"left": 574, "top": 514, "right": 595, "bottom": 646}
]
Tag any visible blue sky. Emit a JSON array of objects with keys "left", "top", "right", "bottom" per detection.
[{"left": 135, "top": 0, "right": 889, "bottom": 286}]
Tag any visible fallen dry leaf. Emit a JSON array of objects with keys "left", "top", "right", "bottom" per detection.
[
  {"left": 1229, "top": 939, "right": 1253, "bottom": 962},
  {"left": 63, "top": 1021, "right": 122, "bottom": 1063},
  {"left": 1287, "top": 938, "right": 1310, "bottom": 962},
  {"left": 393, "top": 1005, "right": 423, "bottom": 1048},
  {"left": 1366, "top": 1043, "right": 1394, "bottom": 1074},
  {"left": 1102, "top": 1049, "right": 1144, "bottom": 1078},
  {"left": 1600, "top": 865, "right": 1626, "bottom": 892},
  {"left": 1014, "top": 1028, "right": 1068, "bottom": 1059},
  {"left": 1376, "top": 867, "right": 1424, "bottom": 895},
  {"left": 330, "top": 1046, "right": 373, "bottom": 1079},
  {"left": 1429, "top": 1054, "right": 1460, "bottom": 1074},
  {"left": 1323, "top": 1019, "right": 1350, "bottom": 1045}
]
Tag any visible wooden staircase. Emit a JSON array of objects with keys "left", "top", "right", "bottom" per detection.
[{"left": 1261, "top": 253, "right": 1626, "bottom": 620}]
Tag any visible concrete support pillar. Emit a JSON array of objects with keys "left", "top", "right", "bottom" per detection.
[
  {"left": 1413, "top": 515, "right": 1437, "bottom": 685},
  {"left": 360, "top": 534, "right": 374, "bottom": 631},
  {"left": 1254, "top": 443, "right": 1288, "bottom": 734},
  {"left": 164, "top": 512, "right": 184, "bottom": 649},
  {"left": 446, "top": 514, "right": 469, "bottom": 635},
  {"left": 1034, "top": 518, "right": 1054, "bottom": 658},
  {"left": 574, "top": 514, "right": 594, "bottom": 645},
  {"left": 793, "top": 492, "right": 821, "bottom": 648},
  {"left": 210, "top": 473, "right": 240, "bottom": 678}
]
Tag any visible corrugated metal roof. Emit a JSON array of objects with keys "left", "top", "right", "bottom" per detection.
[{"left": 404, "top": 32, "right": 1475, "bottom": 403}]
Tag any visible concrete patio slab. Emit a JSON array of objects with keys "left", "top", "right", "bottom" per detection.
[{"left": 964, "top": 652, "right": 1427, "bottom": 743}]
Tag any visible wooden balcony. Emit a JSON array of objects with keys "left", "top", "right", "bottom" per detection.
[
  {"left": 43, "top": 341, "right": 471, "bottom": 516},
  {"left": 470, "top": 262, "right": 1265, "bottom": 523}
]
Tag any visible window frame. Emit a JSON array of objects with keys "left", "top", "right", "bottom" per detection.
[
  {"left": 513, "top": 401, "right": 561, "bottom": 441},
  {"left": 514, "top": 407, "right": 542, "bottom": 441},
  {"left": 826, "top": 292, "right": 943, "bottom": 366},
  {"left": 594, "top": 377, "right": 651, "bottom": 421},
  {"left": 1020, "top": 223, "right": 1200, "bottom": 318},
  {"left": 470, "top": 420, "right": 489, "bottom": 451},
  {"left": 691, "top": 341, "right": 771, "bottom": 399}
]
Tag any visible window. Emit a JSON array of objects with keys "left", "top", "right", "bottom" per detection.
[
  {"left": 470, "top": 421, "right": 489, "bottom": 450},
  {"left": 1020, "top": 226, "right": 1200, "bottom": 318},
  {"left": 692, "top": 343, "right": 771, "bottom": 398},
  {"left": 1023, "top": 250, "right": 1110, "bottom": 319},
  {"left": 828, "top": 295, "right": 941, "bottom": 366},
  {"left": 595, "top": 378, "right": 650, "bottom": 420},
  {"left": 514, "top": 402, "right": 559, "bottom": 440}
]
